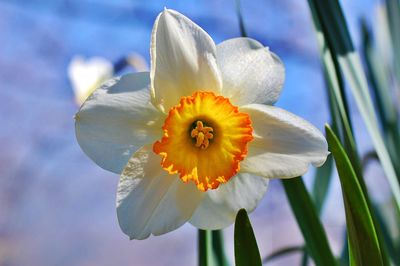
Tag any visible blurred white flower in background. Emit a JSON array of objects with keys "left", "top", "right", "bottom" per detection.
[
  {"left": 68, "top": 54, "right": 149, "bottom": 105},
  {"left": 126, "top": 53, "right": 149, "bottom": 72},
  {"left": 68, "top": 56, "right": 114, "bottom": 105}
]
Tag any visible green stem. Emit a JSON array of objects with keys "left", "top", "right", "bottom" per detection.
[
  {"left": 198, "top": 230, "right": 213, "bottom": 266},
  {"left": 212, "top": 230, "right": 229, "bottom": 266}
]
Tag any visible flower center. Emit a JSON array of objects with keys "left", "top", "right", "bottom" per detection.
[
  {"left": 153, "top": 91, "right": 253, "bottom": 191},
  {"left": 191, "top": 121, "right": 214, "bottom": 149}
]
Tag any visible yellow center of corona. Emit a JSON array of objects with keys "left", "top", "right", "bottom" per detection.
[
  {"left": 153, "top": 91, "right": 253, "bottom": 191},
  {"left": 191, "top": 121, "right": 214, "bottom": 149}
]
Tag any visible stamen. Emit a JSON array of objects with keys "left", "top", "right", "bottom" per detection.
[{"left": 191, "top": 121, "right": 214, "bottom": 149}]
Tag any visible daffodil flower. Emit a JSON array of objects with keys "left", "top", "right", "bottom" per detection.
[{"left": 75, "top": 9, "right": 328, "bottom": 240}]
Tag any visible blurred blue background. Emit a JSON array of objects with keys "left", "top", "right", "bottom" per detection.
[{"left": 0, "top": 0, "right": 384, "bottom": 265}]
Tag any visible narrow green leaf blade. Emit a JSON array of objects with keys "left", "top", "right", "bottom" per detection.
[
  {"left": 326, "top": 125, "right": 383, "bottom": 266},
  {"left": 385, "top": 0, "right": 400, "bottom": 79},
  {"left": 234, "top": 209, "right": 261, "bottom": 266},
  {"left": 235, "top": 0, "right": 247, "bottom": 37},
  {"left": 361, "top": 21, "right": 397, "bottom": 127},
  {"left": 312, "top": 154, "right": 333, "bottom": 214},
  {"left": 282, "top": 177, "right": 337, "bottom": 266},
  {"left": 372, "top": 204, "right": 400, "bottom": 265},
  {"left": 263, "top": 245, "right": 305, "bottom": 263}
]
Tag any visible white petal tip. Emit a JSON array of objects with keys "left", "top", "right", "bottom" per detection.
[{"left": 311, "top": 151, "right": 331, "bottom": 168}]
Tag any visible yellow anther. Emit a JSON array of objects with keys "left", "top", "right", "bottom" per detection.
[
  {"left": 195, "top": 132, "right": 205, "bottom": 147},
  {"left": 191, "top": 121, "right": 214, "bottom": 149}
]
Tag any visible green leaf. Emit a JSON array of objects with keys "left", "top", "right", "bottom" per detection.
[
  {"left": 308, "top": 3, "right": 392, "bottom": 264},
  {"left": 308, "top": 156, "right": 333, "bottom": 266},
  {"left": 234, "top": 209, "right": 261, "bottom": 266},
  {"left": 312, "top": 154, "right": 333, "bottom": 214},
  {"left": 372, "top": 204, "right": 400, "bottom": 265},
  {"left": 282, "top": 177, "right": 337, "bottom": 266},
  {"left": 340, "top": 233, "right": 349, "bottom": 266},
  {"left": 361, "top": 21, "right": 400, "bottom": 176},
  {"left": 360, "top": 21, "right": 397, "bottom": 128},
  {"left": 307, "top": 0, "right": 400, "bottom": 212},
  {"left": 308, "top": 154, "right": 334, "bottom": 266},
  {"left": 235, "top": 0, "right": 247, "bottom": 37},
  {"left": 326, "top": 125, "right": 384, "bottom": 266},
  {"left": 308, "top": 1, "right": 362, "bottom": 179},
  {"left": 301, "top": 252, "right": 309, "bottom": 266},
  {"left": 263, "top": 245, "right": 305, "bottom": 263},
  {"left": 385, "top": 0, "right": 400, "bottom": 79}
]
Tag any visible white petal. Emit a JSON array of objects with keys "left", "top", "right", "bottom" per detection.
[
  {"left": 75, "top": 72, "right": 165, "bottom": 174},
  {"left": 189, "top": 173, "right": 268, "bottom": 230},
  {"left": 240, "top": 104, "right": 329, "bottom": 178},
  {"left": 150, "top": 9, "right": 222, "bottom": 112},
  {"left": 117, "top": 145, "right": 204, "bottom": 239},
  {"left": 216, "top": 37, "right": 285, "bottom": 106}
]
